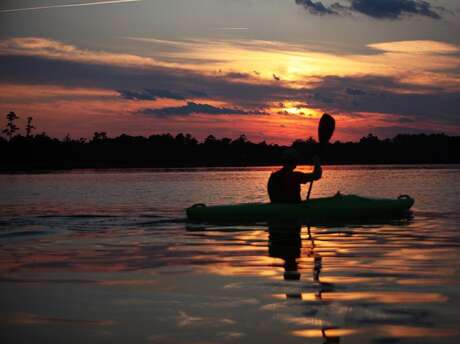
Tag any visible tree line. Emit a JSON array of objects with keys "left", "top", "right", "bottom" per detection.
[{"left": 1, "top": 112, "right": 459, "bottom": 170}]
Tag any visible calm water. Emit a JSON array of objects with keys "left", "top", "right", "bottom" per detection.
[{"left": 1, "top": 165, "right": 459, "bottom": 344}]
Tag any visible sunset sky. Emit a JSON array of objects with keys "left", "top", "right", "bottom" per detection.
[{"left": 1, "top": 0, "right": 459, "bottom": 144}]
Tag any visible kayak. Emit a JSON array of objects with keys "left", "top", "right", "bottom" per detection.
[{"left": 186, "top": 193, "right": 414, "bottom": 224}]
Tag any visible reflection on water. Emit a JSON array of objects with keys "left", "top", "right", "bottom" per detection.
[
  {"left": 1, "top": 166, "right": 460, "bottom": 343},
  {"left": 268, "top": 221, "right": 340, "bottom": 343}
]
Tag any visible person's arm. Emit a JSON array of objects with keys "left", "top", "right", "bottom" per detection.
[{"left": 298, "top": 156, "right": 322, "bottom": 184}]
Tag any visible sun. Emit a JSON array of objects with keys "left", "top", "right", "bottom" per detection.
[{"left": 274, "top": 101, "right": 321, "bottom": 118}]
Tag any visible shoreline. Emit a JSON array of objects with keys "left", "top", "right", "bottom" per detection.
[{"left": 1, "top": 163, "right": 459, "bottom": 175}]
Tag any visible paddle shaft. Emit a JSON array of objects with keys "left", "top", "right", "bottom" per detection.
[
  {"left": 306, "top": 151, "right": 321, "bottom": 201},
  {"left": 307, "top": 178, "right": 314, "bottom": 201},
  {"left": 306, "top": 114, "right": 335, "bottom": 201}
]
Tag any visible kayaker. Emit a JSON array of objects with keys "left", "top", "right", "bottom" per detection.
[{"left": 267, "top": 149, "right": 322, "bottom": 203}]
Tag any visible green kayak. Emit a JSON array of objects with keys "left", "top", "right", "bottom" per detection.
[{"left": 186, "top": 193, "right": 414, "bottom": 224}]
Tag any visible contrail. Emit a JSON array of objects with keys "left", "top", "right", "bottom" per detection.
[
  {"left": 214, "top": 27, "right": 249, "bottom": 31},
  {"left": 0, "top": 0, "right": 143, "bottom": 13}
]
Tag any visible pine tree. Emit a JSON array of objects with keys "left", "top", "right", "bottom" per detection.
[
  {"left": 26, "top": 116, "right": 35, "bottom": 137},
  {"left": 2, "top": 112, "right": 19, "bottom": 140}
]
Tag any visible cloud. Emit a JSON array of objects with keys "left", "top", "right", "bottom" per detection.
[
  {"left": 0, "top": 50, "right": 301, "bottom": 109},
  {"left": 304, "top": 75, "right": 460, "bottom": 124},
  {"left": 224, "top": 72, "right": 253, "bottom": 80},
  {"left": 295, "top": 0, "right": 445, "bottom": 19},
  {"left": 0, "top": 37, "right": 459, "bottom": 131},
  {"left": 0, "top": 37, "right": 171, "bottom": 69},
  {"left": 141, "top": 102, "right": 265, "bottom": 117},
  {"left": 346, "top": 88, "right": 367, "bottom": 96},
  {"left": 2, "top": 52, "right": 459, "bottom": 126},
  {"left": 119, "top": 89, "right": 185, "bottom": 101},
  {"left": 187, "top": 90, "right": 208, "bottom": 97},
  {"left": 350, "top": 0, "right": 441, "bottom": 19},
  {"left": 368, "top": 40, "right": 460, "bottom": 54},
  {"left": 295, "top": 0, "right": 339, "bottom": 15}
]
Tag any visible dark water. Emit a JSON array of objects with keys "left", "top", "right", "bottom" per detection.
[{"left": 1, "top": 165, "right": 459, "bottom": 343}]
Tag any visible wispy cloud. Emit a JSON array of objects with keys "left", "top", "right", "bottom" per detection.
[
  {"left": 3, "top": 36, "right": 460, "bottom": 92},
  {"left": 119, "top": 89, "right": 186, "bottom": 101},
  {"left": 0, "top": 0, "right": 143, "bottom": 14},
  {"left": 368, "top": 40, "right": 460, "bottom": 54},
  {"left": 0, "top": 37, "right": 170, "bottom": 68},
  {"left": 1, "top": 36, "right": 459, "bottom": 139},
  {"left": 141, "top": 102, "right": 266, "bottom": 117}
]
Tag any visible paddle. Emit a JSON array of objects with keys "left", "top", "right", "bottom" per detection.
[{"left": 306, "top": 113, "right": 335, "bottom": 201}]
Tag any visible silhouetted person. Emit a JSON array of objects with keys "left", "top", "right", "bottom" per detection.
[{"left": 267, "top": 149, "right": 322, "bottom": 203}]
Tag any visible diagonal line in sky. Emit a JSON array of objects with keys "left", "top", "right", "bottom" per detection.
[
  {"left": 214, "top": 28, "right": 249, "bottom": 31},
  {"left": 0, "top": 0, "right": 144, "bottom": 13}
]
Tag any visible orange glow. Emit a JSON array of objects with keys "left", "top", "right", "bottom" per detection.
[
  {"left": 368, "top": 40, "right": 459, "bottom": 54},
  {"left": 97, "top": 279, "right": 158, "bottom": 286},
  {"left": 0, "top": 84, "right": 117, "bottom": 100},
  {"left": 124, "top": 37, "right": 460, "bottom": 89},
  {"left": 5, "top": 37, "right": 457, "bottom": 89},
  {"left": 292, "top": 328, "right": 360, "bottom": 338},
  {"left": 273, "top": 101, "right": 321, "bottom": 118},
  {"left": 202, "top": 255, "right": 285, "bottom": 277},
  {"left": 2, "top": 36, "right": 460, "bottom": 142},
  {"left": 273, "top": 291, "right": 448, "bottom": 303},
  {"left": 3, "top": 313, "right": 115, "bottom": 326},
  {"left": 380, "top": 325, "right": 458, "bottom": 338}
]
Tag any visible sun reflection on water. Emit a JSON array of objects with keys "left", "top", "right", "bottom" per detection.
[{"left": 1, "top": 167, "right": 459, "bottom": 343}]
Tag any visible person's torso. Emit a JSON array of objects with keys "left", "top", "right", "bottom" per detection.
[{"left": 268, "top": 169, "right": 302, "bottom": 203}]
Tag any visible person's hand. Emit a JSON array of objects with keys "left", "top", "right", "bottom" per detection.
[{"left": 312, "top": 156, "right": 322, "bottom": 180}]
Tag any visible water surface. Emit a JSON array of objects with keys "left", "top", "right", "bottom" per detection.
[{"left": 1, "top": 165, "right": 459, "bottom": 343}]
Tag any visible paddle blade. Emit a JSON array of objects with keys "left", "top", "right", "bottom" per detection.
[{"left": 318, "top": 113, "right": 335, "bottom": 144}]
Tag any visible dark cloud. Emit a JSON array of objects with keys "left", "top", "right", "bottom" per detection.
[
  {"left": 371, "top": 125, "right": 436, "bottom": 137},
  {"left": 0, "top": 55, "right": 299, "bottom": 108},
  {"left": 295, "top": 0, "right": 338, "bottom": 15},
  {"left": 346, "top": 88, "right": 367, "bottom": 96},
  {"left": 186, "top": 90, "right": 208, "bottom": 97},
  {"left": 118, "top": 88, "right": 185, "bottom": 101},
  {"left": 350, "top": 0, "right": 441, "bottom": 19},
  {"left": 141, "top": 102, "right": 265, "bottom": 117},
  {"left": 304, "top": 75, "right": 460, "bottom": 124},
  {"left": 224, "top": 72, "right": 253, "bottom": 80},
  {"left": 295, "top": 0, "right": 444, "bottom": 19},
  {"left": 1, "top": 55, "right": 458, "bottom": 127}
]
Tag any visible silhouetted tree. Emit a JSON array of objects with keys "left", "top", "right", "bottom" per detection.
[
  {"left": 64, "top": 133, "right": 72, "bottom": 143},
  {"left": 204, "top": 135, "right": 217, "bottom": 145},
  {"left": 233, "top": 134, "right": 248, "bottom": 144},
  {"left": 92, "top": 132, "right": 108, "bottom": 142},
  {"left": 25, "top": 116, "right": 35, "bottom": 137},
  {"left": 0, "top": 116, "right": 459, "bottom": 170},
  {"left": 360, "top": 133, "right": 379, "bottom": 144},
  {"left": 3, "top": 112, "right": 19, "bottom": 140}
]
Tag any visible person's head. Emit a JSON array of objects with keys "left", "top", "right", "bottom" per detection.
[{"left": 282, "top": 149, "right": 299, "bottom": 170}]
